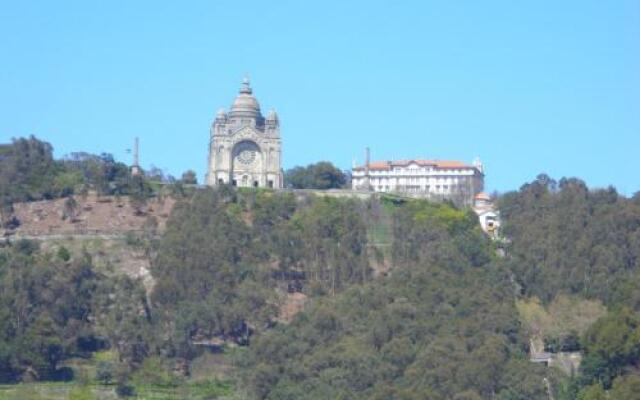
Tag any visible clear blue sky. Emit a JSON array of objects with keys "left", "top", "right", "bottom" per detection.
[{"left": 1, "top": 1, "right": 638, "bottom": 194}]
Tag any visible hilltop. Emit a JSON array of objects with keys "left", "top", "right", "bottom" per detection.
[{"left": 2, "top": 137, "right": 640, "bottom": 399}]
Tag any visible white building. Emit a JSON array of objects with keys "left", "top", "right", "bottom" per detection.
[
  {"left": 352, "top": 158, "right": 484, "bottom": 206},
  {"left": 473, "top": 192, "right": 500, "bottom": 237}
]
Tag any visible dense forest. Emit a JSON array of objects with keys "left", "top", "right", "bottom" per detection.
[
  {"left": 239, "top": 200, "right": 550, "bottom": 399},
  {"left": 1, "top": 137, "right": 640, "bottom": 399},
  {"left": 149, "top": 188, "right": 371, "bottom": 359},
  {"left": 498, "top": 174, "right": 640, "bottom": 398}
]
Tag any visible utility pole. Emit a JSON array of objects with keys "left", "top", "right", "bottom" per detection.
[{"left": 131, "top": 137, "right": 141, "bottom": 176}]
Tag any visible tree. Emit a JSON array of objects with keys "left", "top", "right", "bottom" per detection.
[
  {"left": 180, "top": 170, "right": 198, "bottom": 185},
  {"left": 609, "top": 375, "right": 640, "bottom": 399},
  {"left": 60, "top": 151, "right": 130, "bottom": 197},
  {"left": 0, "top": 136, "right": 61, "bottom": 202},
  {"left": 95, "top": 361, "right": 114, "bottom": 385},
  {"left": 145, "top": 165, "right": 166, "bottom": 182},
  {"left": 93, "top": 275, "right": 153, "bottom": 370},
  {"left": 284, "top": 162, "right": 346, "bottom": 189},
  {"left": 0, "top": 243, "right": 118, "bottom": 382},
  {"left": 115, "top": 382, "right": 136, "bottom": 397},
  {"left": 498, "top": 174, "right": 640, "bottom": 303},
  {"left": 289, "top": 196, "right": 370, "bottom": 293},
  {"left": 577, "top": 382, "right": 607, "bottom": 400},
  {"left": 21, "top": 314, "right": 64, "bottom": 378},
  {"left": 242, "top": 197, "right": 547, "bottom": 400},
  {"left": 132, "top": 356, "right": 180, "bottom": 388},
  {"left": 0, "top": 199, "right": 18, "bottom": 229},
  {"left": 128, "top": 175, "right": 151, "bottom": 216},
  {"left": 581, "top": 308, "right": 640, "bottom": 388},
  {"left": 56, "top": 246, "right": 71, "bottom": 262},
  {"left": 150, "top": 188, "right": 278, "bottom": 355},
  {"left": 0, "top": 137, "right": 146, "bottom": 204},
  {"left": 62, "top": 196, "right": 79, "bottom": 222}
]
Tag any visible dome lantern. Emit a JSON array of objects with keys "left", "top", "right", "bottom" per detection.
[
  {"left": 229, "top": 77, "right": 261, "bottom": 119},
  {"left": 239, "top": 76, "right": 252, "bottom": 94}
]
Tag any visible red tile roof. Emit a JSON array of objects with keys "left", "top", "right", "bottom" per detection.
[
  {"left": 474, "top": 192, "right": 491, "bottom": 200},
  {"left": 354, "top": 159, "right": 477, "bottom": 171}
]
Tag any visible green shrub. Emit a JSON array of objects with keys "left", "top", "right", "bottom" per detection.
[
  {"left": 131, "top": 356, "right": 181, "bottom": 388},
  {"left": 57, "top": 246, "right": 71, "bottom": 262}
]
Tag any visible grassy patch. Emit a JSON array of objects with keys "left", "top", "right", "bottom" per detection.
[{"left": 0, "top": 381, "right": 237, "bottom": 400}]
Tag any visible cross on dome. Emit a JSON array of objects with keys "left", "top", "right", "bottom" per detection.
[{"left": 240, "top": 75, "right": 252, "bottom": 94}]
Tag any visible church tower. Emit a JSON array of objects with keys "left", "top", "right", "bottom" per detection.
[{"left": 206, "top": 78, "right": 283, "bottom": 188}]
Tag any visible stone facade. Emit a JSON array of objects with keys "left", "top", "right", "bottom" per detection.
[
  {"left": 351, "top": 158, "right": 484, "bottom": 206},
  {"left": 206, "top": 78, "right": 283, "bottom": 188}
]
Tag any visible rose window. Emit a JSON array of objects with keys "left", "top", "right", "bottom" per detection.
[{"left": 237, "top": 149, "right": 256, "bottom": 165}]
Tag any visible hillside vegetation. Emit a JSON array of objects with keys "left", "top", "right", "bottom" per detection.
[
  {"left": 239, "top": 199, "right": 550, "bottom": 400},
  {"left": 499, "top": 175, "right": 640, "bottom": 398},
  {"left": 149, "top": 188, "right": 372, "bottom": 358},
  {"left": 2, "top": 138, "right": 640, "bottom": 399}
]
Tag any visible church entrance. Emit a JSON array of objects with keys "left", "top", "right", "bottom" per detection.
[
  {"left": 234, "top": 174, "right": 259, "bottom": 188},
  {"left": 231, "top": 140, "right": 263, "bottom": 188}
]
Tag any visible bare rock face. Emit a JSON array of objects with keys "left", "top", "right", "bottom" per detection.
[
  {"left": 11, "top": 194, "right": 175, "bottom": 237},
  {"left": 278, "top": 292, "right": 308, "bottom": 323}
]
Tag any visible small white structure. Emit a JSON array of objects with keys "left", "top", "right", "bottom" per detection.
[{"left": 472, "top": 192, "right": 500, "bottom": 236}]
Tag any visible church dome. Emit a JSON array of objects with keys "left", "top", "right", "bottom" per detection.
[{"left": 229, "top": 77, "right": 261, "bottom": 118}]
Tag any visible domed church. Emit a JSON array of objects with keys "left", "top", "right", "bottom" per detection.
[{"left": 206, "top": 78, "right": 283, "bottom": 188}]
